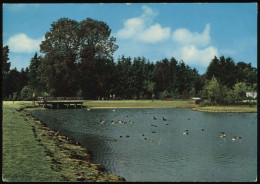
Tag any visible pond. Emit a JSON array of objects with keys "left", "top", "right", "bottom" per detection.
[{"left": 30, "top": 108, "right": 257, "bottom": 182}]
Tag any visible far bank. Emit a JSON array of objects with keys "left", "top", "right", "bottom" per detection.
[{"left": 82, "top": 100, "right": 257, "bottom": 113}]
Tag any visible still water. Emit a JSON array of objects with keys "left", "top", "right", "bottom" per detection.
[{"left": 30, "top": 108, "right": 257, "bottom": 182}]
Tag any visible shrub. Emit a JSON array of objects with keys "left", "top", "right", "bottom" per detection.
[
  {"left": 200, "top": 99, "right": 215, "bottom": 106},
  {"left": 159, "top": 90, "right": 170, "bottom": 100}
]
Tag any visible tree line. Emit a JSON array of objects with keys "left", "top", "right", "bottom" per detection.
[{"left": 2, "top": 18, "right": 257, "bottom": 105}]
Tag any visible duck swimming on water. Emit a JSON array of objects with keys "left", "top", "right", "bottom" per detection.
[
  {"left": 183, "top": 130, "right": 189, "bottom": 135},
  {"left": 219, "top": 132, "right": 226, "bottom": 138}
]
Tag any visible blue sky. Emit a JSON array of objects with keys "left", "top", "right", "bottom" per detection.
[{"left": 3, "top": 3, "right": 257, "bottom": 74}]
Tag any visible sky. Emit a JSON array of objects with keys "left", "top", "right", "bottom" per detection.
[{"left": 2, "top": 3, "right": 257, "bottom": 74}]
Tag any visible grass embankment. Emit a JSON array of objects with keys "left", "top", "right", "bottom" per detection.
[
  {"left": 2, "top": 101, "right": 125, "bottom": 182},
  {"left": 84, "top": 100, "right": 257, "bottom": 113},
  {"left": 84, "top": 99, "right": 197, "bottom": 109},
  {"left": 192, "top": 105, "right": 257, "bottom": 113}
]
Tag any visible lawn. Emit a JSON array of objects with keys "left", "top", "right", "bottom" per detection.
[
  {"left": 2, "top": 101, "right": 62, "bottom": 182},
  {"left": 2, "top": 101, "right": 125, "bottom": 182},
  {"left": 83, "top": 99, "right": 197, "bottom": 108},
  {"left": 192, "top": 105, "right": 257, "bottom": 113}
]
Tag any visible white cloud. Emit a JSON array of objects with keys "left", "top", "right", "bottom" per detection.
[
  {"left": 172, "top": 24, "right": 210, "bottom": 47},
  {"left": 7, "top": 33, "right": 44, "bottom": 53},
  {"left": 170, "top": 23, "right": 218, "bottom": 68},
  {"left": 116, "top": 5, "right": 170, "bottom": 43},
  {"left": 173, "top": 45, "right": 219, "bottom": 66}
]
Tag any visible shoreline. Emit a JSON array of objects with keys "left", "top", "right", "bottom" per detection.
[
  {"left": 23, "top": 108, "right": 126, "bottom": 182},
  {"left": 82, "top": 100, "right": 257, "bottom": 113},
  {"left": 2, "top": 101, "right": 125, "bottom": 182}
]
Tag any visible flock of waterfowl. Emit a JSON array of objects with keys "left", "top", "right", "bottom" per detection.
[
  {"left": 27, "top": 109, "right": 243, "bottom": 148},
  {"left": 98, "top": 111, "right": 242, "bottom": 143}
]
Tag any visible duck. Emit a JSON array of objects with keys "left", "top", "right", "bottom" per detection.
[
  {"left": 232, "top": 136, "right": 242, "bottom": 140},
  {"left": 144, "top": 138, "right": 147, "bottom": 140},
  {"left": 153, "top": 116, "right": 157, "bottom": 120},
  {"left": 112, "top": 109, "right": 116, "bottom": 111},
  {"left": 183, "top": 130, "right": 189, "bottom": 135},
  {"left": 100, "top": 120, "right": 105, "bottom": 124},
  {"left": 128, "top": 121, "right": 134, "bottom": 124},
  {"left": 219, "top": 134, "right": 226, "bottom": 138},
  {"left": 119, "top": 136, "right": 122, "bottom": 138},
  {"left": 126, "top": 135, "right": 130, "bottom": 138},
  {"left": 118, "top": 120, "right": 123, "bottom": 124},
  {"left": 219, "top": 132, "right": 226, "bottom": 138},
  {"left": 151, "top": 131, "right": 156, "bottom": 133},
  {"left": 201, "top": 129, "right": 204, "bottom": 131},
  {"left": 142, "top": 134, "right": 145, "bottom": 136},
  {"left": 162, "top": 117, "right": 166, "bottom": 121},
  {"left": 187, "top": 118, "right": 190, "bottom": 120},
  {"left": 87, "top": 108, "right": 91, "bottom": 111},
  {"left": 112, "top": 139, "right": 117, "bottom": 142},
  {"left": 149, "top": 140, "right": 153, "bottom": 143},
  {"left": 111, "top": 121, "right": 116, "bottom": 124}
]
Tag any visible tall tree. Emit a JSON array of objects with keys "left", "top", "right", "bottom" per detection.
[
  {"left": 2, "top": 45, "right": 11, "bottom": 99},
  {"left": 40, "top": 18, "right": 81, "bottom": 96},
  {"left": 78, "top": 18, "right": 118, "bottom": 99},
  {"left": 206, "top": 56, "right": 237, "bottom": 87},
  {"left": 28, "top": 53, "right": 42, "bottom": 96}
]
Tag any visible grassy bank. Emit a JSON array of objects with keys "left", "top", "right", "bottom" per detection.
[
  {"left": 2, "top": 101, "right": 125, "bottom": 182},
  {"left": 83, "top": 100, "right": 257, "bottom": 113},
  {"left": 192, "top": 105, "right": 257, "bottom": 113},
  {"left": 83, "top": 99, "right": 197, "bottom": 109}
]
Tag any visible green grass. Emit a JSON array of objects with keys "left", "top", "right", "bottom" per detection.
[
  {"left": 83, "top": 99, "right": 197, "bottom": 108},
  {"left": 2, "top": 101, "right": 62, "bottom": 182},
  {"left": 192, "top": 105, "right": 257, "bottom": 113},
  {"left": 2, "top": 101, "right": 125, "bottom": 182}
]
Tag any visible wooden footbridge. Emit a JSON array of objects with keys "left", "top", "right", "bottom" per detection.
[{"left": 37, "top": 97, "right": 83, "bottom": 109}]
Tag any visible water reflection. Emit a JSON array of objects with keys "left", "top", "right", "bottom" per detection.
[{"left": 30, "top": 108, "right": 257, "bottom": 182}]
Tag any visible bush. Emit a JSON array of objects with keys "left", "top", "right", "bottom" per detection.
[
  {"left": 20, "top": 86, "right": 32, "bottom": 101},
  {"left": 200, "top": 99, "right": 215, "bottom": 106},
  {"left": 159, "top": 90, "right": 170, "bottom": 100}
]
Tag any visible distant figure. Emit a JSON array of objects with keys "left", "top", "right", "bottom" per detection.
[{"left": 113, "top": 94, "right": 116, "bottom": 100}]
